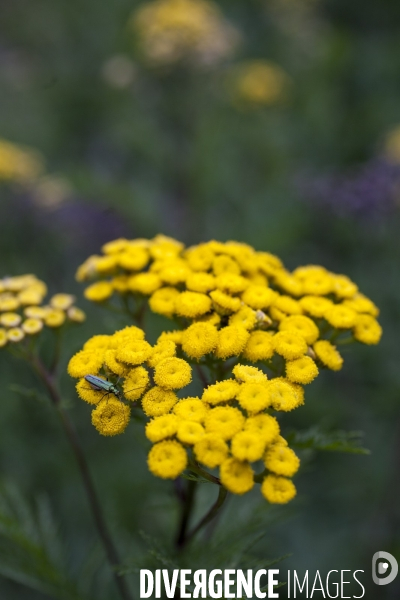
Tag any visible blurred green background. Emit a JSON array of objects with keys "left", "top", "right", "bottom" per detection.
[{"left": 1, "top": 0, "right": 400, "bottom": 598}]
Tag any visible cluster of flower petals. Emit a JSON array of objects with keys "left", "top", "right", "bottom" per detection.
[
  {"left": 0, "top": 274, "right": 85, "bottom": 348},
  {"left": 71, "top": 235, "right": 383, "bottom": 506}
]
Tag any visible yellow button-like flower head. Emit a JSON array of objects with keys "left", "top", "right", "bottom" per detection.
[
  {"left": 210, "top": 289, "right": 242, "bottom": 314},
  {"left": 313, "top": 340, "right": 343, "bottom": 371},
  {"left": 91, "top": 398, "right": 130, "bottom": 436},
  {"left": 220, "top": 458, "right": 254, "bottom": 495},
  {"left": 324, "top": 305, "right": 357, "bottom": 329},
  {"left": 175, "top": 291, "right": 212, "bottom": 318},
  {"left": 67, "top": 306, "right": 86, "bottom": 322},
  {"left": 147, "top": 440, "right": 187, "bottom": 479},
  {"left": 45, "top": 309, "right": 66, "bottom": 328},
  {"left": 174, "top": 397, "right": 208, "bottom": 422},
  {"left": 332, "top": 275, "right": 358, "bottom": 299},
  {"left": 202, "top": 379, "right": 240, "bottom": 405},
  {"left": 128, "top": 273, "right": 161, "bottom": 295},
  {"left": 242, "top": 285, "right": 276, "bottom": 310},
  {"left": 146, "top": 414, "right": 179, "bottom": 442},
  {"left": 7, "top": 327, "right": 24, "bottom": 343},
  {"left": 205, "top": 406, "right": 245, "bottom": 440},
  {"left": 177, "top": 421, "right": 205, "bottom": 445},
  {"left": 154, "top": 357, "right": 192, "bottom": 390},
  {"left": 243, "top": 331, "right": 274, "bottom": 362},
  {"left": 244, "top": 414, "right": 280, "bottom": 445},
  {"left": 68, "top": 350, "right": 103, "bottom": 378},
  {"left": 264, "top": 445, "right": 300, "bottom": 477},
  {"left": 50, "top": 294, "right": 75, "bottom": 311},
  {"left": 215, "top": 325, "right": 249, "bottom": 359},
  {"left": 299, "top": 295, "right": 334, "bottom": 318},
  {"left": 229, "top": 306, "right": 257, "bottom": 330},
  {"left": 261, "top": 475, "right": 296, "bottom": 504},
  {"left": 147, "top": 340, "right": 176, "bottom": 367},
  {"left": 237, "top": 382, "right": 271, "bottom": 413},
  {"left": 149, "top": 287, "right": 180, "bottom": 317},
  {"left": 194, "top": 433, "right": 228, "bottom": 468},
  {"left": 272, "top": 330, "right": 308, "bottom": 360},
  {"left": 267, "top": 378, "right": 304, "bottom": 411},
  {"left": 118, "top": 247, "right": 149, "bottom": 271},
  {"left": 185, "top": 244, "right": 214, "bottom": 271},
  {"left": 104, "top": 349, "right": 130, "bottom": 377},
  {"left": 231, "top": 431, "right": 266, "bottom": 462},
  {"left": 353, "top": 315, "right": 382, "bottom": 345},
  {"left": 279, "top": 315, "right": 320, "bottom": 344},
  {"left": 141, "top": 386, "right": 178, "bottom": 416},
  {"left": 0, "top": 312, "right": 22, "bottom": 327},
  {"left": 84, "top": 281, "right": 114, "bottom": 302},
  {"left": 123, "top": 366, "right": 150, "bottom": 400},
  {"left": 116, "top": 340, "right": 153, "bottom": 365},
  {"left": 186, "top": 272, "right": 216, "bottom": 293},
  {"left": 22, "top": 318, "right": 44, "bottom": 335},
  {"left": 232, "top": 364, "right": 268, "bottom": 385},
  {"left": 76, "top": 377, "right": 106, "bottom": 405},
  {"left": 285, "top": 356, "right": 319, "bottom": 385},
  {"left": 182, "top": 322, "right": 218, "bottom": 359}
]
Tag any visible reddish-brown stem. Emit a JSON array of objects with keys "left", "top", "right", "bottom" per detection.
[{"left": 29, "top": 355, "right": 133, "bottom": 600}]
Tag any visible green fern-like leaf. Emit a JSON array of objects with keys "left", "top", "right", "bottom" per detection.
[
  {"left": 0, "top": 482, "right": 97, "bottom": 600},
  {"left": 287, "top": 427, "right": 370, "bottom": 455}
]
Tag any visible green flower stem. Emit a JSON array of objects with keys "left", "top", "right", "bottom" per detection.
[
  {"left": 188, "top": 459, "right": 221, "bottom": 485},
  {"left": 175, "top": 478, "right": 197, "bottom": 549},
  {"left": 50, "top": 327, "right": 63, "bottom": 375},
  {"left": 175, "top": 460, "right": 228, "bottom": 549},
  {"left": 336, "top": 335, "right": 355, "bottom": 346},
  {"left": 29, "top": 355, "right": 133, "bottom": 600},
  {"left": 185, "top": 485, "right": 228, "bottom": 546}
]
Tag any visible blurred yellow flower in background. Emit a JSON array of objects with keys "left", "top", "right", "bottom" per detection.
[
  {"left": 131, "top": 0, "right": 239, "bottom": 66},
  {"left": 229, "top": 60, "right": 290, "bottom": 107},
  {"left": 0, "top": 139, "right": 44, "bottom": 183},
  {"left": 384, "top": 125, "right": 400, "bottom": 163}
]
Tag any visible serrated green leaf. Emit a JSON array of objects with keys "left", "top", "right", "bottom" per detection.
[
  {"left": 287, "top": 427, "right": 370, "bottom": 455},
  {"left": 180, "top": 472, "right": 212, "bottom": 484}
]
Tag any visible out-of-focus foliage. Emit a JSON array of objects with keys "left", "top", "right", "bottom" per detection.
[{"left": 1, "top": 0, "right": 400, "bottom": 598}]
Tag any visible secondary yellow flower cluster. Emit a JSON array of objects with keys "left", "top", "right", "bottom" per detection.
[
  {"left": 0, "top": 274, "right": 85, "bottom": 348},
  {"left": 228, "top": 60, "right": 290, "bottom": 107},
  {"left": 0, "top": 138, "right": 44, "bottom": 183},
  {"left": 68, "top": 327, "right": 299, "bottom": 504},
  {"left": 131, "top": 0, "right": 239, "bottom": 66}
]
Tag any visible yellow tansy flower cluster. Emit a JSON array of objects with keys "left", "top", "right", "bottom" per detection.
[
  {"left": 73, "top": 236, "right": 382, "bottom": 506},
  {"left": 68, "top": 326, "right": 192, "bottom": 436},
  {"left": 68, "top": 321, "right": 299, "bottom": 504},
  {"left": 0, "top": 274, "right": 85, "bottom": 348},
  {"left": 130, "top": 0, "right": 239, "bottom": 67},
  {"left": 147, "top": 361, "right": 301, "bottom": 504}
]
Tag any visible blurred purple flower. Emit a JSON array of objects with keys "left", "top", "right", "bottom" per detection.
[
  {"left": 297, "top": 159, "right": 400, "bottom": 219},
  {"left": 50, "top": 200, "right": 130, "bottom": 251}
]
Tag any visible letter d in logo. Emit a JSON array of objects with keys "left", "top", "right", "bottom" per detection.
[{"left": 372, "top": 551, "right": 398, "bottom": 585}]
